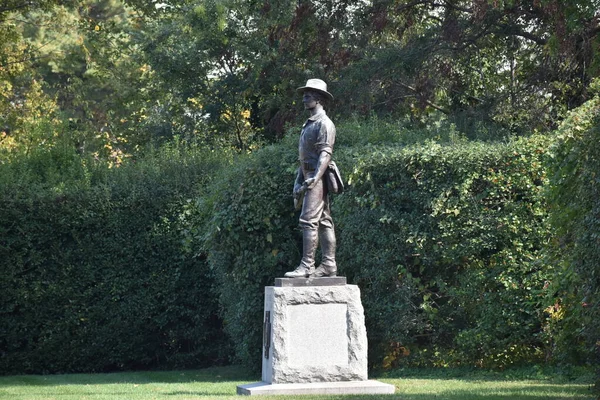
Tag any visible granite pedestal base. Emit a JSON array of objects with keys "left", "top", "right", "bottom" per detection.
[
  {"left": 237, "top": 380, "right": 395, "bottom": 395},
  {"left": 237, "top": 278, "right": 394, "bottom": 395}
]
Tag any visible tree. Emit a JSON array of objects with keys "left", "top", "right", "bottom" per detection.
[
  {"left": 0, "top": 3, "right": 65, "bottom": 158},
  {"left": 137, "top": 0, "right": 369, "bottom": 147},
  {"left": 4, "top": 0, "right": 599, "bottom": 153},
  {"left": 1, "top": 0, "right": 175, "bottom": 163},
  {"left": 342, "top": 0, "right": 600, "bottom": 133},
  {"left": 135, "top": 0, "right": 600, "bottom": 145}
]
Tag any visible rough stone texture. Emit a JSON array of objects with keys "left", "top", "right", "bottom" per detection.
[
  {"left": 261, "top": 285, "right": 368, "bottom": 384},
  {"left": 237, "top": 380, "right": 395, "bottom": 396},
  {"left": 274, "top": 277, "right": 347, "bottom": 287}
]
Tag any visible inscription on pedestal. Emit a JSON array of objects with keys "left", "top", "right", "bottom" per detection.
[{"left": 288, "top": 304, "right": 348, "bottom": 366}]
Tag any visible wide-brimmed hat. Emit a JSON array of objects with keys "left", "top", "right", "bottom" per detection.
[{"left": 296, "top": 79, "right": 334, "bottom": 101}]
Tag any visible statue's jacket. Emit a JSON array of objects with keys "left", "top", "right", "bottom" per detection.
[{"left": 298, "top": 110, "right": 336, "bottom": 172}]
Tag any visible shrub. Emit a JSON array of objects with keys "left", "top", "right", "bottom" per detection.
[
  {"left": 185, "top": 140, "right": 301, "bottom": 369},
  {"left": 336, "top": 136, "right": 552, "bottom": 369},
  {"left": 546, "top": 83, "right": 600, "bottom": 391},
  {"left": 190, "top": 129, "right": 553, "bottom": 369},
  {"left": 0, "top": 141, "right": 232, "bottom": 374},
  {"left": 0, "top": 117, "right": 566, "bottom": 374}
]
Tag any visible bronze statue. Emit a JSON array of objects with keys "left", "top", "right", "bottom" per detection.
[{"left": 285, "top": 79, "right": 338, "bottom": 278}]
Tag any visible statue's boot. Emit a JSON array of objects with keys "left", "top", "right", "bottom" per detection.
[
  {"left": 313, "top": 226, "right": 337, "bottom": 277},
  {"left": 284, "top": 229, "right": 318, "bottom": 278}
]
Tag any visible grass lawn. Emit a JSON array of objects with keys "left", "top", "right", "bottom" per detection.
[{"left": 0, "top": 365, "right": 594, "bottom": 400}]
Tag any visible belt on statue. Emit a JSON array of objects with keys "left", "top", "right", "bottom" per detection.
[{"left": 302, "top": 160, "right": 317, "bottom": 171}]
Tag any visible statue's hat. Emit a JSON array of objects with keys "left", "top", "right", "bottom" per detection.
[{"left": 297, "top": 79, "right": 334, "bottom": 101}]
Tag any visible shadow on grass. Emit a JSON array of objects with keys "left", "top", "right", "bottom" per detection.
[
  {"left": 163, "top": 390, "right": 235, "bottom": 396},
  {"left": 375, "top": 365, "right": 594, "bottom": 384},
  {"left": 0, "top": 365, "right": 256, "bottom": 387},
  {"left": 385, "top": 384, "right": 594, "bottom": 400},
  {"left": 5, "top": 384, "right": 592, "bottom": 400},
  {"left": 290, "top": 383, "right": 595, "bottom": 400}
]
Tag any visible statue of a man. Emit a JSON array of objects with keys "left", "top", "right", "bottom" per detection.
[{"left": 285, "top": 79, "right": 337, "bottom": 278}]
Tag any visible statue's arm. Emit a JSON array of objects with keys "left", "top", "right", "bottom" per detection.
[
  {"left": 304, "top": 151, "right": 331, "bottom": 189},
  {"left": 295, "top": 167, "right": 304, "bottom": 186},
  {"left": 293, "top": 168, "right": 304, "bottom": 198}
]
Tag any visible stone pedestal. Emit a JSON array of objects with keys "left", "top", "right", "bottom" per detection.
[{"left": 237, "top": 278, "right": 395, "bottom": 396}]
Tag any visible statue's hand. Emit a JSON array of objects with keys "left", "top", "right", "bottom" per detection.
[
  {"left": 293, "top": 183, "right": 303, "bottom": 199},
  {"left": 303, "top": 177, "right": 317, "bottom": 190}
]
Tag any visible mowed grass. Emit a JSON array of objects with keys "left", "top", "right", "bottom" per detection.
[{"left": 0, "top": 365, "right": 594, "bottom": 400}]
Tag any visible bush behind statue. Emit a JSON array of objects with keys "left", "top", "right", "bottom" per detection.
[
  {"left": 193, "top": 132, "right": 554, "bottom": 369},
  {"left": 0, "top": 120, "right": 571, "bottom": 374},
  {"left": 337, "top": 137, "right": 552, "bottom": 368}
]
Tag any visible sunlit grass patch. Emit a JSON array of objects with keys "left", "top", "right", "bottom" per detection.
[{"left": 0, "top": 365, "right": 594, "bottom": 400}]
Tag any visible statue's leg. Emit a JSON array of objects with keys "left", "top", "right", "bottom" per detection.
[
  {"left": 314, "top": 201, "right": 337, "bottom": 277},
  {"left": 283, "top": 228, "right": 318, "bottom": 278},
  {"left": 284, "top": 175, "right": 324, "bottom": 278}
]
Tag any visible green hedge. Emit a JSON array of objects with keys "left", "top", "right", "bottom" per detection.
[
  {"left": 192, "top": 132, "right": 553, "bottom": 369},
  {"left": 0, "top": 142, "right": 232, "bottom": 374},
  {"left": 1, "top": 123, "right": 579, "bottom": 375},
  {"left": 337, "top": 137, "right": 551, "bottom": 368},
  {"left": 184, "top": 143, "right": 301, "bottom": 368}
]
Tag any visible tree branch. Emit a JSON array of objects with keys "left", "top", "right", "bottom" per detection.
[
  {"left": 0, "top": 2, "right": 34, "bottom": 15},
  {"left": 394, "top": 0, "right": 432, "bottom": 13},
  {"left": 436, "top": 0, "right": 472, "bottom": 14},
  {"left": 396, "top": 81, "right": 450, "bottom": 114},
  {"left": 495, "top": 23, "right": 548, "bottom": 46}
]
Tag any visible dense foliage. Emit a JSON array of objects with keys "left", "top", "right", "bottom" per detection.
[
  {"left": 547, "top": 81, "right": 600, "bottom": 391},
  {"left": 139, "top": 0, "right": 600, "bottom": 143},
  {"left": 0, "top": 112, "right": 598, "bottom": 384},
  {"left": 338, "top": 135, "right": 552, "bottom": 369},
  {"left": 2, "top": 0, "right": 599, "bottom": 155},
  {"left": 0, "top": 142, "right": 231, "bottom": 374},
  {"left": 0, "top": 119, "right": 563, "bottom": 374},
  {"left": 181, "top": 125, "right": 553, "bottom": 370}
]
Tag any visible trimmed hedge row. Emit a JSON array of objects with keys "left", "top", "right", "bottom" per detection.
[
  {"left": 0, "top": 127, "right": 569, "bottom": 374},
  {"left": 0, "top": 144, "right": 231, "bottom": 374}
]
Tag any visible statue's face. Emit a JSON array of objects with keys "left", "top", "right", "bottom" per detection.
[{"left": 302, "top": 91, "right": 319, "bottom": 110}]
